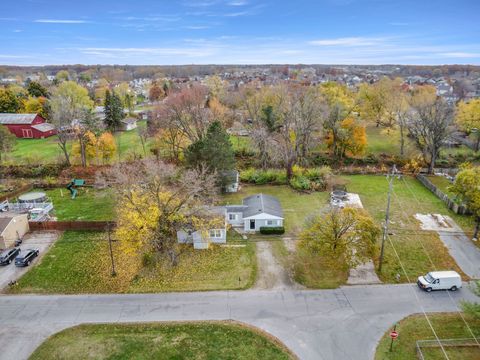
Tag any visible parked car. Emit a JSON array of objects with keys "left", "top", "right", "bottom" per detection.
[
  {"left": 14, "top": 249, "right": 39, "bottom": 267},
  {"left": 417, "top": 271, "right": 462, "bottom": 292},
  {"left": 0, "top": 248, "right": 20, "bottom": 266}
]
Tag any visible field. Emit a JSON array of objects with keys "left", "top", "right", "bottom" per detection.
[
  {"left": 30, "top": 322, "right": 294, "bottom": 360},
  {"left": 426, "top": 175, "right": 456, "bottom": 197},
  {"left": 43, "top": 188, "right": 116, "bottom": 221},
  {"left": 343, "top": 175, "right": 473, "bottom": 283},
  {"left": 10, "top": 231, "right": 257, "bottom": 294},
  {"left": 6, "top": 121, "right": 151, "bottom": 165},
  {"left": 375, "top": 313, "right": 480, "bottom": 360}
]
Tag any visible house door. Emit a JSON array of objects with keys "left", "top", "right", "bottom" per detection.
[
  {"left": 22, "top": 129, "right": 33, "bottom": 138},
  {"left": 249, "top": 220, "right": 255, "bottom": 230}
]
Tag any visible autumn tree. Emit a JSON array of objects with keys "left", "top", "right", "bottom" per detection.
[
  {"left": 106, "top": 160, "right": 219, "bottom": 266},
  {"left": 0, "top": 126, "right": 15, "bottom": 163},
  {"left": 327, "top": 117, "right": 367, "bottom": 159},
  {"left": 23, "top": 96, "right": 50, "bottom": 120},
  {"left": 149, "top": 81, "right": 165, "bottom": 102},
  {"left": 298, "top": 207, "right": 380, "bottom": 269},
  {"left": 450, "top": 164, "right": 480, "bottom": 240},
  {"left": 55, "top": 70, "right": 70, "bottom": 82},
  {"left": 320, "top": 82, "right": 356, "bottom": 159},
  {"left": 408, "top": 96, "right": 454, "bottom": 174},
  {"left": 50, "top": 81, "right": 94, "bottom": 166},
  {"left": 456, "top": 99, "right": 480, "bottom": 151},
  {"left": 0, "top": 88, "right": 21, "bottom": 113},
  {"left": 97, "top": 132, "right": 117, "bottom": 164}
]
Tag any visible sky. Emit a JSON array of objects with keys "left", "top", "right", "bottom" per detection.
[{"left": 0, "top": 0, "right": 479, "bottom": 66}]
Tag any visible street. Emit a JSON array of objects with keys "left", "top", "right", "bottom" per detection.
[{"left": 0, "top": 284, "right": 477, "bottom": 360}]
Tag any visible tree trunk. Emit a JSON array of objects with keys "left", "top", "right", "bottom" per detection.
[
  {"left": 399, "top": 124, "right": 405, "bottom": 157},
  {"left": 79, "top": 136, "right": 87, "bottom": 168},
  {"left": 428, "top": 150, "right": 437, "bottom": 174},
  {"left": 286, "top": 159, "right": 294, "bottom": 182},
  {"left": 475, "top": 135, "right": 480, "bottom": 152},
  {"left": 58, "top": 141, "right": 71, "bottom": 166},
  {"left": 473, "top": 217, "right": 480, "bottom": 240}
]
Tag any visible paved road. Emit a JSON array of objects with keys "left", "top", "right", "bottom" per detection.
[
  {"left": 0, "top": 284, "right": 478, "bottom": 360},
  {"left": 438, "top": 230, "right": 480, "bottom": 279},
  {"left": 0, "top": 232, "right": 58, "bottom": 290}
]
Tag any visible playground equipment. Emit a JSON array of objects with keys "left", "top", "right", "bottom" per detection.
[{"left": 66, "top": 179, "right": 85, "bottom": 199}]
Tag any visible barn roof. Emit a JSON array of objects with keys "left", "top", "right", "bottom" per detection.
[
  {"left": 31, "top": 123, "right": 56, "bottom": 132},
  {"left": 0, "top": 113, "right": 38, "bottom": 125}
]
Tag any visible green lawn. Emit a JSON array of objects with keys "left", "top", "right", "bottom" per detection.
[
  {"left": 6, "top": 121, "right": 151, "bottom": 165},
  {"left": 343, "top": 175, "right": 474, "bottom": 283},
  {"left": 375, "top": 313, "right": 480, "bottom": 360},
  {"left": 43, "top": 188, "right": 116, "bottom": 221},
  {"left": 30, "top": 322, "right": 294, "bottom": 360},
  {"left": 426, "top": 175, "right": 456, "bottom": 197},
  {"left": 10, "top": 231, "right": 257, "bottom": 294}
]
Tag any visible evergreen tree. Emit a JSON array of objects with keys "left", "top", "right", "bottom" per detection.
[
  {"left": 104, "top": 89, "right": 124, "bottom": 131},
  {"left": 27, "top": 81, "right": 49, "bottom": 98},
  {"left": 185, "top": 121, "right": 235, "bottom": 173}
]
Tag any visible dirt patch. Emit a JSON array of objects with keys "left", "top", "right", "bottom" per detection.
[{"left": 254, "top": 241, "right": 296, "bottom": 290}]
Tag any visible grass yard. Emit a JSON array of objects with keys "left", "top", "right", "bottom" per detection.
[
  {"left": 6, "top": 121, "right": 151, "bottom": 165},
  {"left": 42, "top": 187, "right": 116, "bottom": 221},
  {"left": 365, "top": 125, "right": 417, "bottom": 157},
  {"left": 426, "top": 175, "right": 456, "bottom": 198},
  {"left": 342, "top": 175, "right": 474, "bottom": 283},
  {"left": 10, "top": 231, "right": 256, "bottom": 294},
  {"left": 375, "top": 313, "right": 480, "bottom": 360},
  {"left": 30, "top": 322, "right": 295, "bottom": 360}
]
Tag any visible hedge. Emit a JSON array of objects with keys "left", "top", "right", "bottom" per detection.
[{"left": 259, "top": 226, "right": 285, "bottom": 235}]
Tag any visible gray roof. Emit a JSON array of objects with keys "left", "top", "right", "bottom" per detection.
[
  {"left": 0, "top": 113, "right": 38, "bottom": 125},
  {"left": 242, "top": 193, "right": 283, "bottom": 218},
  {"left": 31, "top": 123, "right": 55, "bottom": 132},
  {"left": 0, "top": 217, "right": 13, "bottom": 234},
  {"left": 226, "top": 205, "right": 247, "bottom": 213}
]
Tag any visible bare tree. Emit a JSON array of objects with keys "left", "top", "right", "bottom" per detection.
[{"left": 408, "top": 97, "right": 454, "bottom": 173}]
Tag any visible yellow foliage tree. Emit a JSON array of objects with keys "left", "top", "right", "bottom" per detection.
[
  {"left": 326, "top": 117, "right": 367, "bottom": 158},
  {"left": 456, "top": 99, "right": 480, "bottom": 151},
  {"left": 97, "top": 132, "right": 117, "bottom": 164}
]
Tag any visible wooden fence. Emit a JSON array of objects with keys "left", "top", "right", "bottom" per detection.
[
  {"left": 29, "top": 221, "right": 116, "bottom": 231},
  {"left": 416, "top": 174, "right": 470, "bottom": 215},
  {"left": 0, "top": 184, "right": 33, "bottom": 202}
]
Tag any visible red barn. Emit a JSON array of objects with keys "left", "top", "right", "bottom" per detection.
[{"left": 0, "top": 113, "right": 56, "bottom": 139}]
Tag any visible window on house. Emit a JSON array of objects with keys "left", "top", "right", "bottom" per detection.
[
  {"left": 229, "top": 214, "right": 236, "bottom": 221},
  {"left": 209, "top": 230, "right": 222, "bottom": 238},
  {"left": 267, "top": 220, "right": 277, "bottom": 226}
]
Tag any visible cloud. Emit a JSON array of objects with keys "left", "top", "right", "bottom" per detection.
[
  {"left": 78, "top": 47, "right": 216, "bottom": 58},
  {"left": 185, "top": 25, "right": 211, "bottom": 29},
  {"left": 438, "top": 52, "right": 480, "bottom": 58},
  {"left": 34, "top": 19, "right": 89, "bottom": 24},
  {"left": 228, "top": 0, "right": 248, "bottom": 5},
  {"left": 309, "top": 37, "right": 386, "bottom": 46}
]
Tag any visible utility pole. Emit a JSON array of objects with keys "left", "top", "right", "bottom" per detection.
[
  {"left": 378, "top": 165, "right": 398, "bottom": 272},
  {"left": 107, "top": 222, "right": 117, "bottom": 277}
]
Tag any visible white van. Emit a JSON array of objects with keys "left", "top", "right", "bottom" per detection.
[{"left": 417, "top": 271, "right": 462, "bottom": 292}]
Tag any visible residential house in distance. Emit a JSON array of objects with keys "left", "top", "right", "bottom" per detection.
[
  {"left": 119, "top": 117, "right": 138, "bottom": 131},
  {"left": 0, "top": 113, "right": 56, "bottom": 139}
]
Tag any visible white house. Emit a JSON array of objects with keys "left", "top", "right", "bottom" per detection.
[
  {"left": 119, "top": 118, "right": 138, "bottom": 131},
  {"left": 225, "top": 193, "right": 284, "bottom": 232},
  {"left": 0, "top": 214, "right": 29, "bottom": 249}
]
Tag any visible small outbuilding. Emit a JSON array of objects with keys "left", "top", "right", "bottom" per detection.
[
  {"left": 0, "top": 214, "right": 29, "bottom": 249},
  {"left": 119, "top": 118, "right": 138, "bottom": 131}
]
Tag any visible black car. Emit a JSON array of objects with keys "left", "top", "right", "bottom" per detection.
[
  {"left": 14, "top": 249, "right": 39, "bottom": 267},
  {"left": 0, "top": 248, "right": 20, "bottom": 266}
]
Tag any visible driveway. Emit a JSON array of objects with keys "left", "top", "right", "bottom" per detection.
[
  {"left": 0, "top": 284, "right": 477, "bottom": 360},
  {"left": 254, "top": 241, "right": 298, "bottom": 289},
  {"left": 416, "top": 214, "right": 480, "bottom": 279},
  {"left": 0, "top": 231, "right": 59, "bottom": 290}
]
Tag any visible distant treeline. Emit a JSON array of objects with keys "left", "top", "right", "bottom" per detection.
[{"left": 1, "top": 64, "right": 480, "bottom": 81}]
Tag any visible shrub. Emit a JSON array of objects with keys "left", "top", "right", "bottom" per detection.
[
  {"left": 290, "top": 175, "right": 311, "bottom": 191},
  {"left": 259, "top": 226, "right": 285, "bottom": 235}
]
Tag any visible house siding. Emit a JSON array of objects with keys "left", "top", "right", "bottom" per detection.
[
  {"left": 2, "top": 115, "right": 56, "bottom": 139},
  {"left": 243, "top": 218, "right": 283, "bottom": 232},
  {"left": 0, "top": 214, "right": 29, "bottom": 249},
  {"left": 226, "top": 212, "right": 244, "bottom": 226}
]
